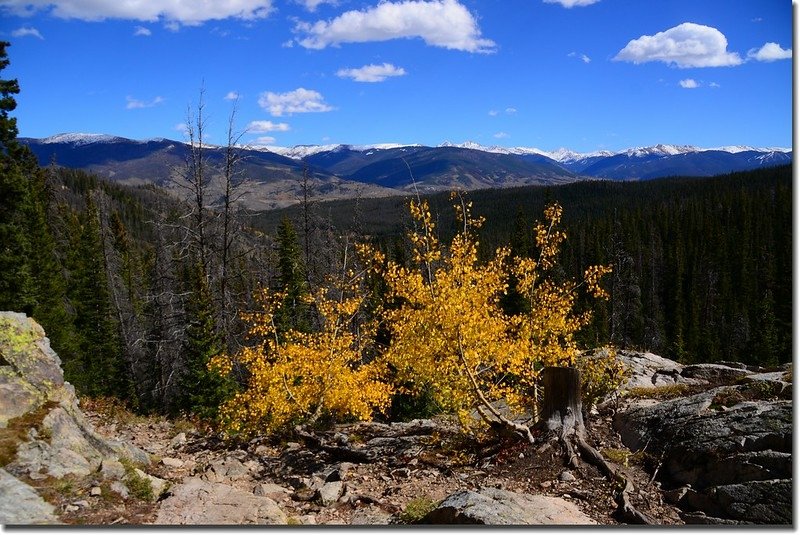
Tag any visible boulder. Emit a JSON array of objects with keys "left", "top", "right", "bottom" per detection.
[
  {"left": 0, "top": 312, "right": 149, "bottom": 524},
  {"left": 422, "top": 488, "right": 597, "bottom": 525},
  {"left": 614, "top": 384, "right": 791, "bottom": 525},
  {"left": 155, "top": 478, "right": 287, "bottom": 524},
  {"left": 0, "top": 468, "right": 58, "bottom": 525},
  {"left": 612, "top": 351, "right": 685, "bottom": 390}
]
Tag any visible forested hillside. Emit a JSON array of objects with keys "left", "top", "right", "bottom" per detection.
[{"left": 254, "top": 165, "right": 792, "bottom": 366}]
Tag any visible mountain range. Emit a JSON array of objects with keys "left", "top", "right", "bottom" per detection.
[{"left": 20, "top": 134, "right": 792, "bottom": 210}]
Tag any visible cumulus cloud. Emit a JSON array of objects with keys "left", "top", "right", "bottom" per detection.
[
  {"left": 224, "top": 91, "right": 240, "bottom": 100},
  {"left": 133, "top": 25, "right": 151, "bottom": 36},
  {"left": 294, "top": 0, "right": 495, "bottom": 53},
  {"left": 568, "top": 51, "right": 591, "bottom": 63},
  {"left": 336, "top": 63, "right": 407, "bottom": 82},
  {"left": 246, "top": 120, "right": 290, "bottom": 133},
  {"left": 614, "top": 22, "right": 742, "bottom": 68},
  {"left": 747, "top": 42, "right": 792, "bottom": 62},
  {"left": 679, "top": 78, "right": 699, "bottom": 89},
  {"left": 258, "top": 88, "right": 333, "bottom": 116},
  {"left": 1, "top": 0, "right": 274, "bottom": 24},
  {"left": 126, "top": 95, "right": 165, "bottom": 109},
  {"left": 543, "top": 0, "right": 600, "bottom": 7},
  {"left": 11, "top": 26, "right": 44, "bottom": 39},
  {"left": 251, "top": 135, "right": 277, "bottom": 145}
]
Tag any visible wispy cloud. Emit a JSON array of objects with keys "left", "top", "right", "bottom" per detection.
[
  {"left": 488, "top": 110, "right": 498, "bottom": 117},
  {"left": 126, "top": 95, "right": 165, "bottom": 109},
  {"left": 297, "top": 0, "right": 337, "bottom": 11},
  {"left": 336, "top": 63, "right": 407, "bottom": 82},
  {"left": 543, "top": 0, "right": 600, "bottom": 7},
  {"left": 493, "top": 132, "right": 509, "bottom": 139},
  {"left": 133, "top": 25, "right": 151, "bottom": 36},
  {"left": 258, "top": 88, "right": 333, "bottom": 117},
  {"left": 1, "top": 0, "right": 274, "bottom": 24},
  {"left": 614, "top": 22, "right": 742, "bottom": 68},
  {"left": 246, "top": 120, "right": 290, "bottom": 133},
  {"left": 224, "top": 91, "right": 240, "bottom": 101},
  {"left": 505, "top": 107, "right": 517, "bottom": 115},
  {"left": 747, "top": 42, "right": 792, "bottom": 62},
  {"left": 12, "top": 26, "right": 44, "bottom": 39},
  {"left": 568, "top": 51, "right": 591, "bottom": 63},
  {"left": 294, "top": 0, "right": 496, "bottom": 53},
  {"left": 679, "top": 78, "right": 699, "bottom": 89}
]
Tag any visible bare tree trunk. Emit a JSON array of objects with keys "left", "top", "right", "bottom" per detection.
[
  {"left": 538, "top": 366, "right": 653, "bottom": 524},
  {"left": 540, "top": 366, "right": 584, "bottom": 435}
]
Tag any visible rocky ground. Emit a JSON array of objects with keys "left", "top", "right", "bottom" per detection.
[
  {"left": 0, "top": 312, "right": 792, "bottom": 526},
  {"left": 76, "top": 400, "right": 683, "bottom": 526}
]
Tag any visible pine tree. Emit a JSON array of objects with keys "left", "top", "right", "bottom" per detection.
[
  {"left": 274, "top": 217, "right": 312, "bottom": 335},
  {"left": 176, "top": 263, "right": 234, "bottom": 419}
]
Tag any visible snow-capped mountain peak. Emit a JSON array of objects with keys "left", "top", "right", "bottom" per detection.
[{"left": 41, "top": 133, "right": 127, "bottom": 146}]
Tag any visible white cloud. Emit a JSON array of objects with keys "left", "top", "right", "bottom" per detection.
[
  {"left": 294, "top": 0, "right": 496, "bottom": 53},
  {"left": 488, "top": 110, "right": 498, "bottom": 117},
  {"left": 543, "top": 0, "right": 600, "bottom": 7},
  {"left": 174, "top": 122, "right": 189, "bottom": 135},
  {"left": 224, "top": 91, "right": 240, "bottom": 100},
  {"left": 246, "top": 120, "right": 290, "bottom": 133},
  {"left": 281, "top": 39, "right": 295, "bottom": 48},
  {"left": 679, "top": 78, "right": 699, "bottom": 89},
  {"left": 336, "top": 63, "right": 407, "bottom": 82},
  {"left": 133, "top": 25, "right": 151, "bottom": 36},
  {"left": 1, "top": 0, "right": 274, "bottom": 24},
  {"left": 12, "top": 26, "right": 44, "bottom": 39},
  {"left": 568, "top": 51, "right": 591, "bottom": 63},
  {"left": 251, "top": 135, "right": 277, "bottom": 145},
  {"left": 505, "top": 107, "right": 517, "bottom": 114},
  {"left": 258, "top": 88, "right": 333, "bottom": 116},
  {"left": 164, "top": 20, "right": 181, "bottom": 31},
  {"left": 747, "top": 42, "right": 792, "bottom": 62},
  {"left": 709, "top": 82, "right": 720, "bottom": 88},
  {"left": 614, "top": 22, "right": 742, "bottom": 68},
  {"left": 493, "top": 132, "right": 509, "bottom": 139},
  {"left": 297, "top": 0, "right": 336, "bottom": 11},
  {"left": 126, "top": 95, "right": 165, "bottom": 109}
]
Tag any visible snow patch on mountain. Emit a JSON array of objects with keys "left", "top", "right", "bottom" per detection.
[{"left": 41, "top": 133, "right": 128, "bottom": 146}]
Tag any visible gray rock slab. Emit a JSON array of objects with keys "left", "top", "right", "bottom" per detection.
[
  {"left": 423, "top": 488, "right": 597, "bottom": 525},
  {"left": 0, "top": 468, "right": 59, "bottom": 525},
  {"left": 155, "top": 477, "right": 287, "bottom": 525}
]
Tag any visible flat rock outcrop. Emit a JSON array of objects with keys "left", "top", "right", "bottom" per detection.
[
  {"left": 614, "top": 378, "right": 791, "bottom": 525},
  {"left": 423, "top": 488, "right": 597, "bottom": 525},
  {"left": 155, "top": 478, "right": 287, "bottom": 525}
]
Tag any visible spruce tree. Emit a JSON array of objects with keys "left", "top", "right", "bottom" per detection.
[{"left": 274, "top": 217, "right": 311, "bottom": 335}]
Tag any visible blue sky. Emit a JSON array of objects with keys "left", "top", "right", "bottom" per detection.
[{"left": 1, "top": 0, "right": 793, "bottom": 152}]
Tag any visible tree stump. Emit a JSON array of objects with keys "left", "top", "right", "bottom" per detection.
[{"left": 540, "top": 366, "right": 584, "bottom": 436}]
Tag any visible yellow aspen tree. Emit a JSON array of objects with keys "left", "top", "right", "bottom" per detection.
[
  {"left": 375, "top": 196, "right": 612, "bottom": 440},
  {"left": 209, "top": 243, "right": 393, "bottom": 438}
]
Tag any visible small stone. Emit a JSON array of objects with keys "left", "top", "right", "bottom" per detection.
[
  {"left": 298, "top": 514, "right": 317, "bottom": 525},
  {"left": 253, "top": 482, "right": 292, "bottom": 500},
  {"left": 100, "top": 459, "right": 126, "bottom": 480},
  {"left": 518, "top": 453, "right": 525, "bottom": 459},
  {"left": 559, "top": 471, "right": 576, "bottom": 482},
  {"left": 72, "top": 500, "right": 90, "bottom": 508},
  {"left": 316, "top": 481, "right": 345, "bottom": 507},
  {"left": 161, "top": 457, "right": 184, "bottom": 468},
  {"left": 110, "top": 481, "right": 129, "bottom": 499},
  {"left": 170, "top": 432, "right": 187, "bottom": 448},
  {"left": 90, "top": 486, "right": 102, "bottom": 496},
  {"left": 285, "top": 442, "right": 301, "bottom": 451},
  {"left": 64, "top": 505, "right": 79, "bottom": 513},
  {"left": 254, "top": 445, "right": 270, "bottom": 455},
  {"left": 539, "top": 481, "right": 553, "bottom": 489}
]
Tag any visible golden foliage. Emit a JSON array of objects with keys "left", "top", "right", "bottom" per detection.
[
  {"left": 376, "top": 195, "right": 611, "bottom": 429},
  {"left": 209, "top": 251, "right": 392, "bottom": 438}
]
